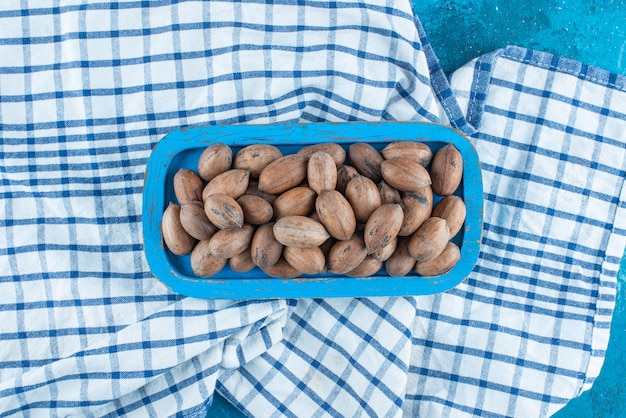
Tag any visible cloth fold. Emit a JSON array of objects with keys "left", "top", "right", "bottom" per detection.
[{"left": 1, "top": 1, "right": 625, "bottom": 417}]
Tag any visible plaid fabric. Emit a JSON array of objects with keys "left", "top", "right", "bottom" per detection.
[
  {"left": 0, "top": 1, "right": 624, "bottom": 417},
  {"left": 0, "top": 1, "right": 448, "bottom": 416},
  {"left": 217, "top": 50, "right": 626, "bottom": 417}
]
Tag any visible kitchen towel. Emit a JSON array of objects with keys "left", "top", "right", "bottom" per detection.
[
  {"left": 216, "top": 47, "right": 626, "bottom": 417},
  {"left": 0, "top": 1, "right": 624, "bottom": 417}
]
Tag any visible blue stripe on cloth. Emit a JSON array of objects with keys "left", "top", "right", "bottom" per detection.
[
  {"left": 482, "top": 193, "right": 616, "bottom": 230},
  {"left": 0, "top": 0, "right": 418, "bottom": 20},
  {"left": 489, "top": 78, "right": 626, "bottom": 122},
  {"left": 501, "top": 46, "right": 626, "bottom": 90},
  {"left": 410, "top": 337, "right": 585, "bottom": 378},
  {"left": 405, "top": 394, "right": 511, "bottom": 418},
  {"left": 480, "top": 162, "right": 624, "bottom": 198},
  {"left": 478, "top": 238, "right": 605, "bottom": 275},
  {"left": 287, "top": 311, "right": 406, "bottom": 405},
  {"left": 407, "top": 367, "right": 572, "bottom": 403},
  {"left": 482, "top": 105, "right": 626, "bottom": 149},
  {"left": 0, "top": 43, "right": 422, "bottom": 78},
  {"left": 399, "top": 44, "right": 626, "bottom": 417},
  {"left": 278, "top": 341, "right": 386, "bottom": 415},
  {"left": 0, "top": 83, "right": 407, "bottom": 131},
  {"left": 0, "top": 294, "right": 180, "bottom": 311},
  {"left": 0, "top": 271, "right": 157, "bottom": 283},
  {"left": 464, "top": 51, "right": 498, "bottom": 129},
  {"left": 482, "top": 223, "right": 613, "bottom": 261},
  {"left": 99, "top": 361, "right": 222, "bottom": 417}
]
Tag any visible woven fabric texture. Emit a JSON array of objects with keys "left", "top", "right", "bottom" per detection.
[{"left": 0, "top": 1, "right": 624, "bottom": 417}]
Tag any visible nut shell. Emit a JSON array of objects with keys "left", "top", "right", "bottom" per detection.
[
  {"left": 202, "top": 169, "right": 250, "bottom": 201},
  {"left": 272, "top": 186, "right": 317, "bottom": 219},
  {"left": 319, "top": 237, "right": 336, "bottom": 259},
  {"left": 180, "top": 201, "right": 218, "bottom": 241},
  {"left": 414, "top": 241, "right": 460, "bottom": 277},
  {"left": 363, "top": 203, "right": 404, "bottom": 254},
  {"left": 173, "top": 168, "right": 204, "bottom": 204},
  {"left": 298, "top": 143, "right": 346, "bottom": 166},
  {"left": 348, "top": 143, "right": 384, "bottom": 183},
  {"left": 398, "top": 187, "right": 433, "bottom": 236},
  {"left": 380, "top": 157, "right": 431, "bottom": 192},
  {"left": 204, "top": 193, "right": 244, "bottom": 230},
  {"left": 208, "top": 223, "right": 255, "bottom": 259},
  {"left": 336, "top": 165, "right": 360, "bottom": 194},
  {"left": 283, "top": 246, "right": 326, "bottom": 275},
  {"left": 164, "top": 139, "right": 469, "bottom": 283},
  {"left": 381, "top": 141, "right": 433, "bottom": 166},
  {"left": 190, "top": 240, "right": 228, "bottom": 277},
  {"left": 315, "top": 190, "right": 357, "bottom": 241},
  {"left": 371, "top": 236, "right": 397, "bottom": 262},
  {"left": 250, "top": 223, "right": 283, "bottom": 269},
  {"left": 385, "top": 236, "right": 416, "bottom": 277},
  {"left": 244, "top": 179, "right": 277, "bottom": 204},
  {"left": 378, "top": 181, "right": 401, "bottom": 205},
  {"left": 430, "top": 144, "right": 463, "bottom": 196},
  {"left": 261, "top": 257, "right": 302, "bottom": 278},
  {"left": 258, "top": 154, "right": 308, "bottom": 194},
  {"left": 197, "top": 143, "right": 232, "bottom": 182},
  {"left": 408, "top": 217, "right": 449, "bottom": 262},
  {"left": 345, "top": 256, "right": 383, "bottom": 277},
  {"left": 162, "top": 202, "right": 197, "bottom": 256},
  {"left": 307, "top": 152, "right": 338, "bottom": 194},
  {"left": 432, "top": 195, "right": 466, "bottom": 239},
  {"left": 273, "top": 216, "right": 330, "bottom": 248},
  {"left": 229, "top": 248, "right": 256, "bottom": 273},
  {"left": 237, "top": 194, "right": 273, "bottom": 225},
  {"left": 345, "top": 175, "right": 382, "bottom": 224},
  {"left": 233, "top": 144, "right": 282, "bottom": 176},
  {"left": 327, "top": 233, "right": 368, "bottom": 274}
]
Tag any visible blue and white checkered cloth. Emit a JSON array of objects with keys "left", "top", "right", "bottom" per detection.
[{"left": 1, "top": 1, "right": 624, "bottom": 417}]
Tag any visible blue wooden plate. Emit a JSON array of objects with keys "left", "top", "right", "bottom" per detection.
[{"left": 142, "top": 121, "right": 483, "bottom": 299}]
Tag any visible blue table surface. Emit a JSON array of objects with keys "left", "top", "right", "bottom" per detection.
[{"left": 210, "top": 1, "right": 626, "bottom": 416}]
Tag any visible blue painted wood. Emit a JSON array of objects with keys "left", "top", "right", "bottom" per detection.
[{"left": 142, "top": 121, "right": 483, "bottom": 299}]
